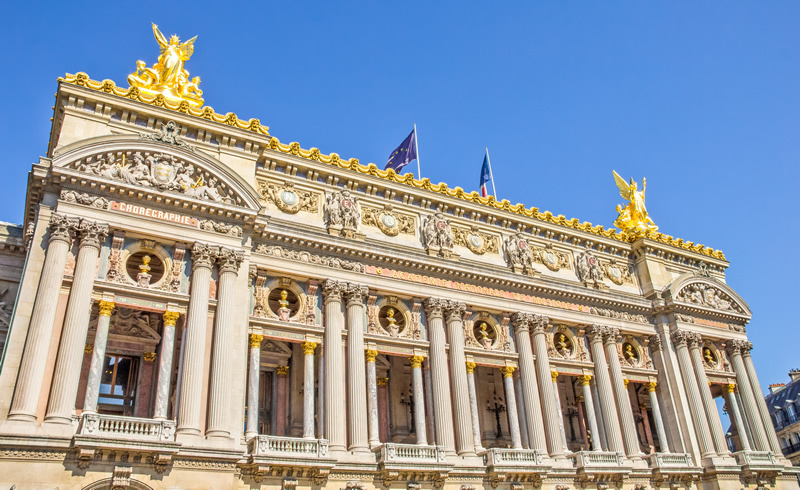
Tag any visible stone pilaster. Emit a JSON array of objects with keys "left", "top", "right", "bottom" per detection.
[
  {"left": 246, "top": 334, "right": 263, "bottom": 439},
  {"left": 83, "top": 300, "right": 115, "bottom": 414},
  {"left": 466, "top": 361, "right": 483, "bottom": 452},
  {"left": 671, "top": 330, "right": 716, "bottom": 458},
  {"left": 45, "top": 219, "right": 108, "bottom": 424},
  {"left": 9, "top": 214, "right": 76, "bottom": 422},
  {"left": 502, "top": 366, "right": 523, "bottom": 449},
  {"left": 444, "top": 300, "right": 475, "bottom": 456},
  {"left": 423, "top": 298, "right": 455, "bottom": 452},
  {"left": 646, "top": 382, "right": 670, "bottom": 453},
  {"left": 177, "top": 242, "right": 217, "bottom": 435},
  {"left": 344, "top": 283, "right": 369, "bottom": 452},
  {"left": 580, "top": 375, "right": 602, "bottom": 451},
  {"left": 410, "top": 355, "right": 428, "bottom": 445},
  {"left": 511, "top": 312, "right": 547, "bottom": 452},
  {"left": 153, "top": 310, "right": 180, "bottom": 420},
  {"left": 322, "top": 280, "right": 347, "bottom": 451},
  {"left": 366, "top": 349, "right": 380, "bottom": 446},
  {"left": 725, "top": 383, "right": 750, "bottom": 451},
  {"left": 687, "top": 335, "right": 729, "bottom": 455},
  {"left": 207, "top": 248, "right": 243, "bottom": 438},
  {"left": 303, "top": 341, "right": 317, "bottom": 439},
  {"left": 603, "top": 327, "right": 642, "bottom": 459},
  {"left": 727, "top": 340, "right": 769, "bottom": 451},
  {"left": 586, "top": 325, "right": 625, "bottom": 453}
]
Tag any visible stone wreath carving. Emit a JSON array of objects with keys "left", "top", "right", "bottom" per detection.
[
  {"left": 534, "top": 243, "right": 571, "bottom": 272},
  {"left": 422, "top": 213, "right": 456, "bottom": 259},
  {"left": 575, "top": 250, "right": 608, "bottom": 290},
  {"left": 199, "top": 219, "right": 242, "bottom": 237},
  {"left": 453, "top": 226, "right": 497, "bottom": 255},
  {"left": 675, "top": 282, "right": 743, "bottom": 313},
  {"left": 361, "top": 204, "right": 415, "bottom": 237},
  {"left": 324, "top": 189, "right": 363, "bottom": 239},
  {"left": 504, "top": 233, "right": 540, "bottom": 277},
  {"left": 60, "top": 190, "right": 108, "bottom": 209},
  {"left": 73, "top": 150, "right": 241, "bottom": 206},
  {"left": 259, "top": 181, "right": 319, "bottom": 214},
  {"left": 254, "top": 244, "right": 365, "bottom": 273}
]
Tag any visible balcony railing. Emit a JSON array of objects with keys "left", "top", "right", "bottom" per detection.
[
  {"left": 483, "top": 448, "right": 546, "bottom": 468},
  {"left": 572, "top": 450, "right": 627, "bottom": 468},
  {"left": 775, "top": 414, "right": 799, "bottom": 430},
  {"left": 783, "top": 442, "right": 800, "bottom": 456},
  {"left": 77, "top": 413, "right": 176, "bottom": 442},
  {"left": 735, "top": 450, "right": 780, "bottom": 467},
  {"left": 646, "top": 452, "right": 694, "bottom": 469},
  {"left": 249, "top": 435, "right": 329, "bottom": 459},
  {"left": 377, "top": 443, "right": 447, "bottom": 464}
]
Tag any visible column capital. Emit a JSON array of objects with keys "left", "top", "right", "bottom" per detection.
[
  {"left": 725, "top": 338, "right": 749, "bottom": 357},
  {"left": 741, "top": 341, "right": 754, "bottom": 357},
  {"left": 670, "top": 329, "right": 699, "bottom": 348},
  {"left": 623, "top": 378, "right": 629, "bottom": 388},
  {"left": 163, "top": 310, "right": 180, "bottom": 326},
  {"left": 377, "top": 376, "right": 389, "bottom": 386},
  {"left": 77, "top": 219, "right": 109, "bottom": 250},
  {"left": 579, "top": 374, "right": 592, "bottom": 386},
  {"left": 98, "top": 300, "right": 115, "bottom": 317},
  {"left": 726, "top": 383, "right": 736, "bottom": 394},
  {"left": 192, "top": 242, "right": 218, "bottom": 271},
  {"left": 501, "top": 366, "right": 515, "bottom": 378},
  {"left": 216, "top": 247, "right": 244, "bottom": 274},
  {"left": 303, "top": 341, "right": 318, "bottom": 355},
  {"left": 143, "top": 352, "right": 156, "bottom": 362},
  {"left": 647, "top": 381, "right": 657, "bottom": 392},
  {"left": 277, "top": 366, "right": 289, "bottom": 376},
  {"left": 586, "top": 324, "right": 611, "bottom": 343},
  {"left": 410, "top": 355, "right": 425, "bottom": 368},
  {"left": 648, "top": 334, "right": 663, "bottom": 353},
  {"left": 530, "top": 314, "right": 550, "bottom": 335},
  {"left": 550, "top": 370, "right": 559, "bottom": 382},
  {"left": 510, "top": 312, "right": 535, "bottom": 332},
  {"left": 602, "top": 327, "right": 621, "bottom": 345},
  {"left": 344, "top": 283, "right": 369, "bottom": 305},
  {"left": 48, "top": 213, "right": 77, "bottom": 244},
  {"left": 84, "top": 343, "right": 93, "bottom": 354},
  {"left": 365, "top": 349, "right": 378, "bottom": 362},
  {"left": 249, "top": 333, "right": 264, "bottom": 348},
  {"left": 465, "top": 361, "right": 476, "bottom": 374},
  {"left": 423, "top": 297, "right": 445, "bottom": 319},
  {"left": 443, "top": 300, "right": 466, "bottom": 322},
  {"left": 322, "top": 279, "right": 347, "bottom": 303}
]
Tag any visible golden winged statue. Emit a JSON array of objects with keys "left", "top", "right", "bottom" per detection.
[
  {"left": 612, "top": 170, "right": 658, "bottom": 237},
  {"left": 127, "top": 23, "right": 204, "bottom": 107}
]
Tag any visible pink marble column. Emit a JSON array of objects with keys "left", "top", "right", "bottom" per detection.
[
  {"left": 136, "top": 352, "right": 157, "bottom": 418},
  {"left": 75, "top": 346, "right": 93, "bottom": 411},
  {"left": 276, "top": 366, "right": 290, "bottom": 436},
  {"left": 378, "top": 376, "right": 390, "bottom": 443}
]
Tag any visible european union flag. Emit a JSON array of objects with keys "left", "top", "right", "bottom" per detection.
[{"left": 385, "top": 128, "right": 417, "bottom": 174}]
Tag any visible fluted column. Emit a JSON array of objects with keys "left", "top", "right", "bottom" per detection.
[
  {"left": 153, "top": 311, "right": 180, "bottom": 420},
  {"left": 322, "top": 280, "right": 347, "bottom": 451},
  {"left": 551, "top": 370, "right": 570, "bottom": 452},
  {"left": 580, "top": 375, "right": 602, "bottom": 451},
  {"left": 246, "top": 334, "right": 263, "bottom": 438},
  {"left": 303, "top": 341, "right": 317, "bottom": 439},
  {"left": 586, "top": 325, "right": 625, "bottom": 453},
  {"left": 45, "top": 219, "right": 108, "bottom": 424},
  {"left": 344, "top": 283, "right": 369, "bottom": 452},
  {"left": 410, "top": 355, "right": 428, "bottom": 445},
  {"left": 591, "top": 381, "right": 608, "bottom": 450},
  {"left": 502, "top": 366, "right": 523, "bottom": 449},
  {"left": 423, "top": 298, "right": 456, "bottom": 452},
  {"left": 207, "top": 248, "right": 243, "bottom": 438},
  {"left": 83, "top": 300, "right": 115, "bottom": 414},
  {"left": 177, "top": 243, "right": 217, "bottom": 435},
  {"left": 511, "top": 313, "right": 547, "bottom": 452},
  {"left": 646, "top": 382, "right": 670, "bottom": 453},
  {"left": 514, "top": 372, "right": 530, "bottom": 449},
  {"left": 742, "top": 342, "right": 783, "bottom": 455},
  {"left": 9, "top": 215, "right": 76, "bottom": 421},
  {"left": 465, "top": 361, "right": 483, "bottom": 452},
  {"left": 727, "top": 340, "right": 769, "bottom": 451},
  {"left": 444, "top": 300, "right": 475, "bottom": 455},
  {"left": 529, "top": 316, "right": 564, "bottom": 458},
  {"left": 725, "top": 383, "right": 750, "bottom": 451},
  {"left": 671, "top": 330, "right": 716, "bottom": 458},
  {"left": 687, "top": 335, "right": 729, "bottom": 455},
  {"left": 366, "top": 349, "right": 380, "bottom": 446},
  {"left": 602, "top": 329, "right": 642, "bottom": 459}
]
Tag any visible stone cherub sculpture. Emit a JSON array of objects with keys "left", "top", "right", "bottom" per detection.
[{"left": 612, "top": 170, "right": 658, "bottom": 237}]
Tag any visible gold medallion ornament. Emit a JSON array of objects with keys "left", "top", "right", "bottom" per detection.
[
  {"left": 128, "top": 23, "right": 204, "bottom": 108},
  {"left": 612, "top": 171, "right": 658, "bottom": 238}
]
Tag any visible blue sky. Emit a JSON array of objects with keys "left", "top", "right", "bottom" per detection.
[{"left": 1, "top": 2, "right": 798, "bottom": 400}]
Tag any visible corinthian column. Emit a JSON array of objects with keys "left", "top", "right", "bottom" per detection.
[
  {"left": 603, "top": 328, "right": 642, "bottom": 459},
  {"left": 423, "top": 298, "right": 455, "bottom": 452},
  {"left": 245, "top": 334, "right": 263, "bottom": 439},
  {"left": 366, "top": 349, "right": 380, "bottom": 446},
  {"left": 671, "top": 330, "right": 716, "bottom": 458},
  {"left": 83, "top": 300, "right": 115, "bottom": 414},
  {"left": 502, "top": 366, "right": 523, "bottom": 449},
  {"left": 154, "top": 311, "right": 180, "bottom": 420},
  {"left": 444, "top": 300, "right": 475, "bottom": 456},
  {"left": 344, "top": 283, "right": 369, "bottom": 452},
  {"left": 725, "top": 383, "right": 750, "bottom": 451},
  {"left": 531, "top": 316, "right": 565, "bottom": 458},
  {"left": 741, "top": 342, "right": 783, "bottom": 455},
  {"left": 586, "top": 325, "right": 625, "bottom": 454},
  {"left": 466, "top": 361, "right": 483, "bottom": 452},
  {"left": 45, "top": 219, "right": 108, "bottom": 424},
  {"left": 579, "top": 375, "right": 602, "bottom": 451},
  {"left": 206, "top": 248, "right": 243, "bottom": 438},
  {"left": 646, "top": 382, "right": 670, "bottom": 453},
  {"left": 303, "top": 341, "right": 318, "bottom": 439},
  {"left": 177, "top": 243, "right": 217, "bottom": 435},
  {"left": 9, "top": 215, "right": 76, "bottom": 422},
  {"left": 322, "top": 280, "right": 347, "bottom": 451},
  {"left": 727, "top": 340, "right": 769, "bottom": 451},
  {"left": 687, "top": 335, "right": 729, "bottom": 455},
  {"left": 410, "top": 355, "right": 428, "bottom": 445},
  {"left": 511, "top": 313, "right": 547, "bottom": 452}
]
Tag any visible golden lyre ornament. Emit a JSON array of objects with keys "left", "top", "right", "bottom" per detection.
[
  {"left": 127, "top": 23, "right": 204, "bottom": 108},
  {"left": 612, "top": 170, "right": 658, "bottom": 238}
]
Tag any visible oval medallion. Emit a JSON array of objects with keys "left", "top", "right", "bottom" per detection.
[
  {"left": 280, "top": 190, "right": 298, "bottom": 206},
  {"left": 381, "top": 213, "right": 397, "bottom": 228}
]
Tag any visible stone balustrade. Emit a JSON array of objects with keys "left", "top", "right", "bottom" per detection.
[
  {"left": 646, "top": 452, "right": 694, "bottom": 468},
  {"left": 377, "top": 443, "right": 447, "bottom": 464},
  {"left": 571, "top": 450, "right": 633, "bottom": 480},
  {"left": 734, "top": 449, "right": 782, "bottom": 472},
  {"left": 483, "top": 448, "right": 546, "bottom": 467},
  {"left": 249, "top": 435, "right": 329, "bottom": 459},
  {"left": 78, "top": 413, "right": 176, "bottom": 442}
]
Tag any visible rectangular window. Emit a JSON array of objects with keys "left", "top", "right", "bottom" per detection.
[{"left": 98, "top": 354, "right": 139, "bottom": 415}]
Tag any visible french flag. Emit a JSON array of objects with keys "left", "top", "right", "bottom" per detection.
[{"left": 479, "top": 150, "right": 493, "bottom": 197}]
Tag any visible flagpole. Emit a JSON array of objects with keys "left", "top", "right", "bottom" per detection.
[
  {"left": 485, "top": 147, "right": 497, "bottom": 197},
  {"left": 414, "top": 123, "right": 421, "bottom": 179}
]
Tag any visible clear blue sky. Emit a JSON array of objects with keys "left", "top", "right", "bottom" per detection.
[{"left": 1, "top": 3, "right": 797, "bottom": 396}]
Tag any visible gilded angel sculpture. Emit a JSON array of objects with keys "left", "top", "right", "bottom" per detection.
[
  {"left": 612, "top": 170, "right": 658, "bottom": 237},
  {"left": 127, "top": 23, "right": 204, "bottom": 107}
]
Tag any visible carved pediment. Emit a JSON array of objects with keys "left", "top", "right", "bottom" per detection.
[
  {"left": 674, "top": 282, "right": 744, "bottom": 314},
  {"left": 89, "top": 307, "right": 162, "bottom": 344}
]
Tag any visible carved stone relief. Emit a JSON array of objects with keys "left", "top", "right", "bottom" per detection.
[
  {"left": 254, "top": 245, "right": 365, "bottom": 273},
  {"left": 139, "top": 120, "right": 195, "bottom": 152},
  {"left": 588, "top": 306, "right": 650, "bottom": 324},
  {"left": 361, "top": 204, "right": 415, "bottom": 237},
  {"left": 198, "top": 219, "right": 242, "bottom": 237},
  {"left": 575, "top": 250, "right": 607, "bottom": 290},
  {"left": 367, "top": 296, "right": 421, "bottom": 340},
  {"left": 675, "top": 282, "right": 744, "bottom": 313},
  {"left": 324, "top": 190, "right": 363, "bottom": 239},
  {"left": 465, "top": 312, "right": 511, "bottom": 352},
  {"left": 452, "top": 226, "right": 498, "bottom": 255},
  {"left": 259, "top": 181, "right": 319, "bottom": 215},
  {"left": 547, "top": 325, "right": 588, "bottom": 362},
  {"left": 534, "top": 243, "right": 571, "bottom": 272},
  {"left": 60, "top": 190, "right": 109, "bottom": 209},
  {"left": 503, "top": 233, "right": 540, "bottom": 277},
  {"left": 603, "top": 259, "right": 632, "bottom": 285},
  {"left": 422, "top": 213, "right": 456, "bottom": 259}
]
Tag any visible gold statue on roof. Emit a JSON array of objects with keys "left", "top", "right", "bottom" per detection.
[
  {"left": 127, "top": 23, "right": 204, "bottom": 107},
  {"left": 612, "top": 170, "right": 658, "bottom": 238}
]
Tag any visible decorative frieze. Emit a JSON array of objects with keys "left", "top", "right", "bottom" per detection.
[
  {"left": 254, "top": 244, "right": 365, "bottom": 273},
  {"left": 259, "top": 181, "right": 319, "bottom": 214},
  {"left": 452, "top": 226, "right": 497, "bottom": 255},
  {"left": 422, "top": 213, "right": 457, "bottom": 259},
  {"left": 361, "top": 204, "right": 415, "bottom": 236},
  {"left": 139, "top": 120, "right": 196, "bottom": 152},
  {"left": 504, "top": 233, "right": 540, "bottom": 277},
  {"left": 675, "top": 282, "right": 744, "bottom": 314},
  {"left": 199, "top": 219, "right": 242, "bottom": 237},
  {"left": 575, "top": 250, "right": 608, "bottom": 290},
  {"left": 60, "top": 190, "right": 109, "bottom": 209},
  {"left": 324, "top": 189, "right": 363, "bottom": 239}
]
